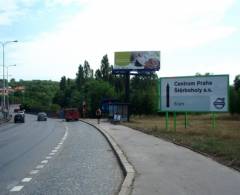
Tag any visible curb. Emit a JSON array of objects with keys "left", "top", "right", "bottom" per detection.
[{"left": 80, "top": 119, "right": 135, "bottom": 195}]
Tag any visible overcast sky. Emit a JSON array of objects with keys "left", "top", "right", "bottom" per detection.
[{"left": 0, "top": 0, "right": 239, "bottom": 83}]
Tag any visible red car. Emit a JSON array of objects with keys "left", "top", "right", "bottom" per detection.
[{"left": 64, "top": 108, "right": 80, "bottom": 122}]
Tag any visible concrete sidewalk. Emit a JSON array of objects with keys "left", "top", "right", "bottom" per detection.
[{"left": 86, "top": 119, "right": 240, "bottom": 195}]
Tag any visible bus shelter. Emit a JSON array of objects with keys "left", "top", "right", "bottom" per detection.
[{"left": 108, "top": 103, "right": 129, "bottom": 121}]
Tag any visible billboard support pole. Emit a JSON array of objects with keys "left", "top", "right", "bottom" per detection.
[
  {"left": 184, "top": 112, "right": 188, "bottom": 128},
  {"left": 125, "top": 71, "right": 130, "bottom": 122},
  {"left": 211, "top": 112, "right": 216, "bottom": 129},
  {"left": 174, "top": 112, "right": 177, "bottom": 131},
  {"left": 165, "top": 112, "right": 169, "bottom": 130}
]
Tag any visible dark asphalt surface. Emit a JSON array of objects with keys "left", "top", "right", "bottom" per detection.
[
  {"left": 0, "top": 115, "right": 123, "bottom": 195},
  {"left": 0, "top": 114, "right": 65, "bottom": 194}
]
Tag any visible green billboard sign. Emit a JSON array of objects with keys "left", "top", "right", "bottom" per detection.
[{"left": 160, "top": 75, "right": 229, "bottom": 112}]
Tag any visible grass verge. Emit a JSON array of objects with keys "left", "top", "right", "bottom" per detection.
[{"left": 123, "top": 114, "right": 240, "bottom": 171}]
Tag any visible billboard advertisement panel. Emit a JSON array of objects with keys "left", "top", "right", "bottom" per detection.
[
  {"left": 160, "top": 75, "right": 229, "bottom": 112},
  {"left": 114, "top": 51, "right": 160, "bottom": 72}
]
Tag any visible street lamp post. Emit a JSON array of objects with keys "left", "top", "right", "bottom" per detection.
[
  {"left": 6, "top": 64, "right": 16, "bottom": 110},
  {"left": 0, "top": 40, "right": 18, "bottom": 115}
]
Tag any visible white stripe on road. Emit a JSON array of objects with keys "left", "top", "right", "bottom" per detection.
[
  {"left": 22, "top": 178, "right": 32, "bottom": 182},
  {"left": 10, "top": 186, "right": 24, "bottom": 192},
  {"left": 9, "top": 125, "right": 69, "bottom": 193},
  {"left": 36, "top": 165, "right": 45, "bottom": 169},
  {"left": 30, "top": 170, "right": 39, "bottom": 175}
]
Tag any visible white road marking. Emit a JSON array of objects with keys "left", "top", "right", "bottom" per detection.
[
  {"left": 10, "top": 186, "right": 24, "bottom": 192},
  {"left": 30, "top": 170, "right": 39, "bottom": 175},
  {"left": 9, "top": 126, "right": 69, "bottom": 193},
  {"left": 36, "top": 165, "right": 45, "bottom": 169},
  {"left": 22, "top": 178, "right": 32, "bottom": 182}
]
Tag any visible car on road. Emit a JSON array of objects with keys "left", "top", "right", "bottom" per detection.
[
  {"left": 64, "top": 108, "right": 79, "bottom": 121},
  {"left": 18, "top": 110, "right": 25, "bottom": 115},
  {"left": 37, "top": 112, "right": 47, "bottom": 121},
  {"left": 14, "top": 113, "right": 25, "bottom": 123}
]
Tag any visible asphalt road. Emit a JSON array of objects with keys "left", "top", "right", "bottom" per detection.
[{"left": 0, "top": 114, "right": 123, "bottom": 195}]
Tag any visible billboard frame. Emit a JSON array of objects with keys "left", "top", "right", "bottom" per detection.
[{"left": 159, "top": 74, "right": 230, "bottom": 113}]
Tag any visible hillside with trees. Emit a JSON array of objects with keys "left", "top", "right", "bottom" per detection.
[{"left": 7, "top": 56, "right": 240, "bottom": 117}]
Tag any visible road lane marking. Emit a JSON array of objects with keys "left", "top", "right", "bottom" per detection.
[
  {"left": 8, "top": 125, "right": 69, "bottom": 193},
  {"left": 41, "top": 160, "right": 48, "bottom": 164},
  {"left": 10, "top": 186, "right": 24, "bottom": 192},
  {"left": 22, "top": 178, "right": 32, "bottom": 182},
  {"left": 30, "top": 170, "right": 39, "bottom": 175},
  {"left": 36, "top": 165, "right": 45, "bottom": 169}
]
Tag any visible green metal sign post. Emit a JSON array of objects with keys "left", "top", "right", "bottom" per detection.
[
  {"left": 165, "top": 112, "right": 169, "bottom": 130},
  {"left": 184, "top": 112, "right": 188, "bottom": 128},
  {"left": 174, "top": 112, "right": 177, "bottom": 131},
  {"left": 212, "top": 112, "right": 216, "bottom": 129}
]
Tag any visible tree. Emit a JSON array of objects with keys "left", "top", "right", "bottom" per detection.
[
  {"left": 15, "top": 80, "right": 59, "bottom": 112},
  {"left": 95, "top": 69, "right": 102, "bottom": 80},
  {"left": 130, "top": 73, "right": 158, "bottom": 115},
  {"left": 53, "top": 90, "right": 66, "bottom": 107},
  {"left": 76, "top": 64, "right": 84, "bottom": 89},
  {"left": 195, "top": 72, "right": 213, "bottom": 76},
  {"left": 234, "top": 75, "right": 240, "bottom": 91},
  {"left": 68, "top": 90, "right": 82, "bottom": 107},
  {"left": 83, "top": 80, "right": 115, "bottom": 116},
  {"left": 83, "top": 60, "right": 93, "bottom": 79},
  {"left": 229, "top": 86, "right": 240, "bottom": 114},
  {"left": 59, "top": 76, "right": 66, "bottom": 90},
  {"left": 112, "top": 74, "right": 125, "bottom": 101},
  {"left": 9, "top": 78, "right": 16, "bottom": 87},
  {"left": 100, "top": 55, "right": 112, "bottom": 82}
]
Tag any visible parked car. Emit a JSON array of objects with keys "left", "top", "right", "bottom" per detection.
[
  {"left": 64, "top": 108, "right": 79, "bottom": 121},
  {"left": 18, "top": 110, "right": 25, "bottom": 117},
  {"left": 14, "top": 113, "right": 25, "bottom": 123},
  {"left": 37, "top": 112, "right": 47, "bottom": 121}
]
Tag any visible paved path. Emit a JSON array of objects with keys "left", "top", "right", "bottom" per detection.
[{"left": 86, "top": 119, "right": 240, "bottom": 195}]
